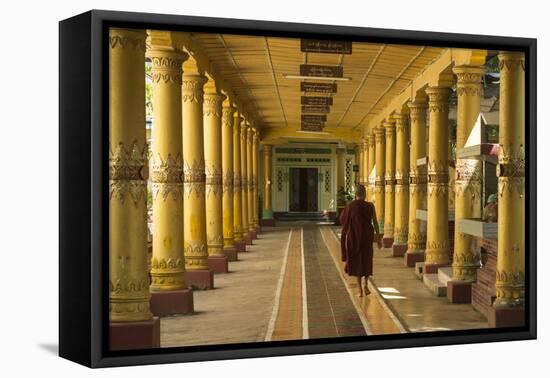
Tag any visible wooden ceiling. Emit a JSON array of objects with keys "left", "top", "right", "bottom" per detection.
[{"left": 192, "top": 33, "right": 445, "bottom": 131}]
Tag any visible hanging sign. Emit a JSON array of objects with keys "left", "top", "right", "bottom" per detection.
[
  {"left": 300, "top": 39, "right": 352, "bottom": 54},
  {"left": 300, "top": 82, "right": 337, "bottom": 93},
  {"left": 300, "top": 64, "right": 343, "bottom": 78},
  {"left": 301, "top": 96, "right": 333, "bottom": 106},
  {"left": 302, "top": 105, "right": 330, "bottom": 113}
]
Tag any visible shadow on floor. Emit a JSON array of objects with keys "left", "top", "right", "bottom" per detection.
[{"left": 38, "top": 343, "right": 58, "bottom": 355}]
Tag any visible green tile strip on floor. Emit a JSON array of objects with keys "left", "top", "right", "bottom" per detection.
[{"left": 302, "top": 227, "right": 367, "bottom": 338}]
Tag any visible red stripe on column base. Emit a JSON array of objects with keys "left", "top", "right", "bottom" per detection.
[
  {"left": 423, "top": 263, "right": 449, "bottom": 274},
  {"left": 488, "top": 306, "right": 525, "bottom": 328},
  {"left": 150, "top": 289, "right": 194, "bottom": 316},
  {"left": 223, "top": 246, "right": 238, "bottom": 261},
  {"left": 382, "top": 237, "right": 394, "bottom": 248},
  {"left": 392, "top": 244, "right": 407, "bottom": 257},
  {"left": 185, "top": 269, "right": 214, "bottom": 290},
  {"left": 208, "top": 255, "right": 229, "bottom": 273},
  {"left": 234, "top": 240, "right": 246, "bottom": 253},
  {"left": 110, "top": 317, "right": 160, "bottom": 351},
  {"left": 446, "top": 280, "right": 472, "bottom": 304},
  {"left": 404, "top": 250, "right": 424, "bottom": 267}
]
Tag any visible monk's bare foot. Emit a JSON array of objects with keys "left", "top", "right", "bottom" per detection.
[
  {"left": 364, "top": 286, "right": 371, "bottom": 296},
  {"left": 357, "top": 291, "right": 364, "bottom": 298}
]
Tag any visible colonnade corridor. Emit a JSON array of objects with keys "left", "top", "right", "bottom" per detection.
[
  {"left": 159, "top": 223, "right": 489, "bottom": 347},
  {"left": 108, "top": 28, "right": 525, "bottom": 350}
]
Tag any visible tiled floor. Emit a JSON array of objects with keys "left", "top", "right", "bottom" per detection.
[
  {"left": 302, "top": 227, "right": 366, "bottom": 338},
  {"left": 320, "top": 227, "right": 402, "bottom": 335},
  {"left": 160, "top": 223, "right": 488, "bottom": 348},
  {"left": 366, "top": 244, "right": 488, "bottom": 332},
  {"left": 270, "top": 228, "right": 303, "bottom": 341},
  {"left": 161, "top": 226, "right": 291, "bottom": 347}
]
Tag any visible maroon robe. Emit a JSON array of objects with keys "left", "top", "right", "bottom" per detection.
[{"left": 340, "top": 199, "right": 375, "bottom": 277}]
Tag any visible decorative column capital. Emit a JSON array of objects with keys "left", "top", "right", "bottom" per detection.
[
  {"left": 426, "top": 86, "right": 451, "bottom": 113},
  {"left": 498, "top": 51, "right": 525, "bottom": 72},
  {"left": 453, "top": 65, "right": 485, "bottom": 97},
  {"left": 383, "top": 120, "right": 396, "bottom": 139},
  {"left": 407, "top": 100, "right": 428, "bottom": 122},
  {"left": 393, "top": 113, "right": 408, "bottom": 133},
  {"left": 222, "top": 103, "right": 235, "bottom": 126},
  {"left": 336, "top": 146, "right": 347, "bottom": 156},
  {"left": 181, "top": 74, "right": 207, "bottom": 103},
  {"left": 374, "top": 126, "right": 385, "bottom": 142},
  {"left": 263, "top": 144, "right": 273, "bottom": 154},
  {"left": 203, "top": 91, "right": 226, "bottom": 118},
  {"left": 109, "top": 28, "right": 146, "bottom": 51},
  {"left": 368, "top": 132, "right": 375, "bottom": 147},
  {"left": 146, "top": 48, "right": 188, "bottom": 85}
]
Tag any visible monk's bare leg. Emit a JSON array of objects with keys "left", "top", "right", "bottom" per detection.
[
  {"left": 364, "top": 275, "right": 371, "bottom": 296},
  {"left": 356, "top": 276, "right": 363, "bottom": 297}
]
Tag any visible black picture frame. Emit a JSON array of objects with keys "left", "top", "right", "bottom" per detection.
[{"left": 59, "top": 9, "right": 537, "bottom": 368}]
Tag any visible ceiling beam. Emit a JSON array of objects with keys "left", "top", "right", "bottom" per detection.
[
  {"left": 335, "top": 45, "right": 386, "bottom": 128},
  {"left": 264, "top": 37, "right": 288, "bottom": 127},
  {"left": 354, "top": 46, "right": 426, "bottom": 130}
]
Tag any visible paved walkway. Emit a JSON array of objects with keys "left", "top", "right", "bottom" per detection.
[
  {"left": 161, "top": 224, "right": 405, "bottom": 347},
  {"left": 331, "top": 226, "right": 488, "bottom": 333},
  {"left": 161, "top": 226, "right": 291, "bottom": 347}
]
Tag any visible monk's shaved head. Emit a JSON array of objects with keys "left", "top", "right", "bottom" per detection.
[{"left": 355, "top": 184, "right": 366, "bottom": 200}]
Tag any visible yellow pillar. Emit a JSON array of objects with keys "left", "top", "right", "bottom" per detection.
[
  {"left": 203, "top": 81, "right": 228, "bottom": 274},
  {"left": 252, "top": 130, "right": 261, "bottom": 233},
  {"left": 374, "top": 126, "right": 386, "bottom": 233},
  {"left": 491, "top": 52, "right": 525, "bottom": 323},
  {"left": 367, "top": 133, "right": 376, "bottom": 202},
  {"left": 336, "top": 147, "right": 347, "bottom": 221},
  {"left": 246, "top": 126, "right": 256, "bottom": 238},
  {"left": 147, "top": 32, "right": 193, "bottom": 316},
  {"left": 393, "top": 112, "right": 410, "bottom": 256},
  {"left": 221, "top": 100, "right": 238, "bottom": 259},
  {"left": 383, "top": 119, "right": 396, "bottom": 247},
  {"left": 262, "top": 144, "right": 274, "bottom": 223},
  {"left": 363, "top": 138, "right": 369, "bottom": 188},
  {"left": 424, "top": 86, "right": 452, "bottom": 272},
  {"left": 353, "top": 143, "right": 363, "bottom": 184},
  {"left": 450, "top": 65, "right": 485, "bottom": 287},
  {"left": 241, "top": 121, "right": 252, "bottom": 245},
  {"left": 109, "top": 28, "right": 158, "bottom": 349},
  {"left": 181, "top": 61, "right": 213, "bottom": 289},
  {"left": 233, "top": 113, "right": 246, "bottom": 251},
  {"left": 359, "top": 140, "right": 366, "bottom": 185},
  {"left": 405, "top": 99, "right": 428, "bottom": 267}
]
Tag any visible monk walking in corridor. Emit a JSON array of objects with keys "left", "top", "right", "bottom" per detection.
[{"left": 340, "top": 184, "right": 382, "bottom": 297}]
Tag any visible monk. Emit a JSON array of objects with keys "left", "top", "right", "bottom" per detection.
[{"left": 340, "top": 184, "right": 382, "bottom": 297}]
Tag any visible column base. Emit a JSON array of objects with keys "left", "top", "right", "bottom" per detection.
[
  {"left": 248, "top": 229, "right": 257, "bottom": 240},
  {"left": 150, "top": 288, "right": 194, "bottom": 316},
  {"left": 423, "top": 262, "right": 450, "bottom": 274},
  {"left": 244, "top": 233, "right": 253, "bottom": 245},
  {"left": 223, "top": 246, "right": 238, "bottom": 261},
  {"left": 234, "top": 240, "right": 246, "bottom": 253},
  {"left": 208, "top": 255, "right": 228, "bottom": 273},
  {"left": 446, "top": 280, "right": 473, "bottom": 304},
  {"left": 261, "top": 219, "right": 276, "bottom": 227},
  {"left": 110, "top": 317, "right": 160, "bottom": 351},
  {"left": 392, "top": 243, "right": 407, "bottom": 257},
  {"left": 404, "top": 250, "right": 424, "bottom": 267},
  {"left": 382, "top": 237, "right": 394, "bottom": 248},
  {"left": 488, "top": 306, "right": 525, "bottom": 328},
  {"left": 185, "top": 269, "right": 214, "bottom": 290},
  {"left": 255, "top": 225, "right": 262, "bottom": 235}
]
